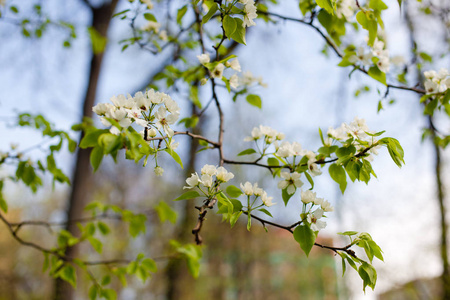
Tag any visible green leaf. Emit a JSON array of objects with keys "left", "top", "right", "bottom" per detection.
[
  {"left": 368, "top": 240, "right": 384, "bottom": 261},
  {"left": 101, "top": 275, "right": 111, "bottom": 286},
  {"left": 202, "top": 3, "right": 218, "bottom": 24},
  {"left": 144, "top": 13, "right": 157, "bottom": 22},
  {"left": 97, "top": 222, "right": 110, "bottom": 235},
  {"left": 59, "top": 265, "right": 77, "bottom": 288},
  {"left": 10, "top": 6, "right": 19, "bottom": 13},
  {"left": 154, "top": 201, "right": 177, "bottom": 224},
  {"left": 228, "top": 18, "right": 246, "bottom": 45},
  {"left": 329, "top": 163, "right": 347, "bottom": 194},
  {"left": 99, "top": 133, "right": 122, "bottom": 154},
  {"left": 424, "top": 98, "right": 438, "bottom": 116},
  {"left": 226, "top": 185, "right": 243, "bottom": 198},
  {"left": 0, "top": 181, "right": 7, "bottom": 213},
  {"left": 174, "top": 190, "right": 200, "bottom": 201},
  {"left": 141, "top": 258, "right": 157, "bottom": 273},
  {"left": 368, "top": 66, "right": 386, "bottom": 85},
  {"left": 176, "top": 5, "right": 188, "bottom": 25},
  {"left": 100, "top": 288, "right": 117, "bottom": 300},
  {"left": 88, "top": 27, "right": 107, "bottom": 54},
  {"left": 304, "top": 171, "right": 314, "bottom": 189},
  {"left": 88, "top": 236, "right": 103, "bottom": 254},
  {"left": 369, "top": 0, "right": 388, "bottom": 11},
  {"left": 124, "top": 212, "right": 147, "bottom": 237},
  {"left": 336, "top": 145, "right": 356, "bottom": 157},
  {"left": 267, "top": 157, "right": 279, "bottom": 166},
  {"left": 80, "top": 129, "right": 108, "bottom": 148},
  {"left": 338, "top": 231, "right": 359, "bottom": 236},
  {"left": 258, "top": 208, "right": 273, "bottom": 218},
  {"left": 223, "top": 15, "right": 237, "bottom": 39},
  {"left": 282, "top": 188, "right": 295, "bottom": 206},
  {"left": 237, "top": 148, "right": 257, "bottom": 156},
  {"left": 358, "top": 262, "right": 377, "bottom": 292},
  {"left": 316, "top": 0, "right": 333, "bottom": 14},
  {"left": 379, "top": 137, "right": 405, "bottom": 167},
  {"left": 293, "top": 225, "right": 316, "bottom": 257},
  {"left": 230, "top": 211, "right": 242, "bottom": 227},
  {"left": 113, "top": 9, "right": 130, "bottom": 18},
  {"left": 90, "top": 146, "right": 103, "bottom": 172},
  {"left": 42, "top": 253, "right": 50, "bottom": 272},
  {"left": 165, "top": 148, "right": 183, "bottom": 169},
  {"left": 89, "top": 285, "right": 98, "bottom": 300},
  {"left": 246, "top": 94, "right": 262, "bottom": 109}
]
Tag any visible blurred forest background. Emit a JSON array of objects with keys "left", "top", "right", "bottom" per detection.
[{"left": 0, "top": 0, "right": 449, "bottom": 299}]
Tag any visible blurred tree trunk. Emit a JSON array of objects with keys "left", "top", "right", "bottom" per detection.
[
  {"left": 53, "top": 1, "right": 118, "bottom": 299},
  {"left": 404, "top": 2, "right": 449, "bottom": 299}
]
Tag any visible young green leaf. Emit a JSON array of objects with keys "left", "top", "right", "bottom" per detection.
[
  {"left": 173, "top": 190, "right": 200, "bottom": 201},
  {"left": 293, "top": 225, "right": 316, "bottom": 257}
]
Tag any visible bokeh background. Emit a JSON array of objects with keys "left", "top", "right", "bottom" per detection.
[{"left": 0, "top": 0, "right": 449, "bottom": 299}]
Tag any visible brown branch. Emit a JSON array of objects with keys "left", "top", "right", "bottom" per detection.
[
  {"left": 146, "top": 130, "right": 220, "bottom": 147},
  {"left": 9, "top": 214, "right": 122, "bottom": 235},
  {"left": 243, "top": 211, "right": 356, "bottom": 257},
  {"left": 259, "top": 11, "right": 426, "bottom": 95},
  {"left": 192, "top": 198, "right": 217, "bottom": 245}
]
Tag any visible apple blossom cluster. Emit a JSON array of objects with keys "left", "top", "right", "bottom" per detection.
[
  {"left": 301, "top": 190, "right": 333, "bottom": 232},
  {"left": 349, "top": 38, "right": 391, "bottom": 72},
  {"left": 197, "top": 54, "right": 242, "bottom": 88},
  {"left": 141, "top": 21, "right": 168, "bottom": 41},
  {"left": 240, "top": 181, "right": 275, "bottom": 207},
  {"left": 92, "top": 89, "right": 180, "bottom": 138},
  {"left": 239, "top": 0, "right": 257, "bottom": 28},
  {"left": 327, "top": 117, "right": 380, "bottom": 155},
  {"left": 241, "top": 71, "right": 268, "bottom": 88},
  {"left": 372, "top": 38, "right": 390, "bottom": 73},
  {"left": 276, "top": 142, "right": 323, "bottom": 177},
  {"left": 244, "top": 125, "right": 284, "bottom": 144},
  {"left": 423, "top": 68, "right": 450, "bottom": 94},
  {"left": 184, "top": 165, "right": 234, "bottom": 194}
]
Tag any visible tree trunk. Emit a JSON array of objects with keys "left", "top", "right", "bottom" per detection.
[{"left": 53, "top": 1, "right": 118, "bottom": 299}]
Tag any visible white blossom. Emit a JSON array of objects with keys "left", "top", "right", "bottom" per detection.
[
  {"left": 216, "top": 166, "right": 234, "bottom": 182},
  {"left": 348, "top": 47, "right": 373, "bottom": 66},
  {"left": 307, "top": 208, "right": 327, "bottom": 232},
  {"left": 201, "top": 164, "right": 217, "bottom": 176},
  {"left": 261, "top": 191, "right": 275, "bottom": 207},
  {"left": 159, "top": 30, "right": 168, "bottom": 41},
  {"left": 230, "top": 74, "right": 239, "bottom": 89},
  {"left": 93, "top": 103, "right": 114, "bottom": 116},
  {"left": 141, "top": 0, "right": 153, "bottom": 9},
  {"left": 211, "top": 63, "right": 225, "bottom": 79},
  {"left": 184, "top": 172, "right": 202, "bottom": 189},
  {"left": 321, "top": 200, "right": 334, "bottom": 212},
  {"left": 423, "top": 68, "right": 449, "bottom": 94},
  {"left": 278, "top": 172, "right": 303, "bottom": 195},
  {"left": 201, "top": 174, "right": 213, "bottom": 187},
  {"left": 226, "top": 58, "right": 241, "bottom": 72},
  {"left": 142, "top": 21, "right": 160, "bottom": 32},
  {"left": 154, "top": 166, "right": 164, "bottom": 176},
  {"left": 336, "top": 0, "right": 357, "bottom": 20},
  {"left": 240, "top": 181, "right": 254, "bottom": 195},
  {"left": 241, "top": 0, "right": 257, "bottom": 28},
  {"left": 197, "top": 53, "right": 210, "bottom": 65},
  {"left": 154, "top": 106, "right": 179, "bottom": 137},
  {"left": 301, "top": 190, "right": 317, "bottom": 204}
]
